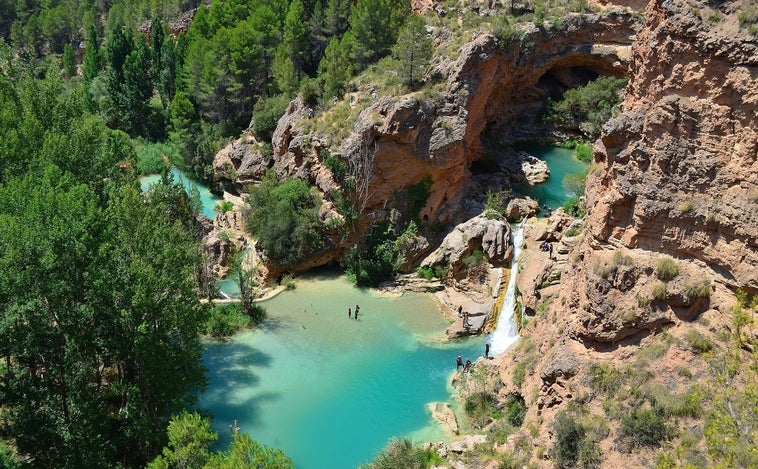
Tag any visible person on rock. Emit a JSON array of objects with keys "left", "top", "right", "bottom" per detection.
[
  {"left": 485, "top": 342, "right": 490, "bottom": 358},
  {"left": 464, "top": 358, "right": 472, "bottom": 372},
  {"left": 549, "top": 243, "right": 554, "bottom": 260},
  {"left": 456, "top": 355, "right": 463, "bottom": 370}
]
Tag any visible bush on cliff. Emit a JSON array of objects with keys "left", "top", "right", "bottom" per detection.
[
  {"left": 246, "top": 174, "right": 325, "bottom": 269},
  {"left": 545, "top": 76, "right": 627, "bottom": 138}
]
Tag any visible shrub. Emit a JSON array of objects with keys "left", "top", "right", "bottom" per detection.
[
  {"left": 613, "top": 250, "right": 633, "bottom": 266},
  {"left": 252, "top": 94, "right": 291, "bottom": 143},
  {"left": 214, "top": 200, "right": 234, "bottom": 215},
  {"left": 564, "top": 226, "right": 581, "bottom": 237},
  {"left": 563, "top": 195, "right": 584, "bottom": 217},
  {"left": 588, "top": 363, "right": 623, "bottom": 395},
  {"left": 683, "top": 280, "right": 711, "bottom": 299},
  {"left": 488, "top": 419, "right": 517, "bottom": 445},
  {"left": 575, "top": 141, "right": 593, "bottom": 162},
  {"left": 416, "top": 266, "right": 435, "bottom": 280},
  {"left": 591, "top": 259, "right": 615, "bottom": 280},
  {"left": 652, "top": 282, "right": 668, "bottom": 301},
  {"left": 620, "top": 406, "right": 673, "bottom": 448},
  {"left": 550, "top": 410, "right": 603, "bottom": 469},
  {"left": 299, "top": 78, "right": 322, "bottom": 107},
  {"left": 323, "top": 152, "right": 347, "bottom": 183},
  {"left": 656, "top": 256, "right": 679, "bottom": 281},
  {"left": 463, "top": 249, "right": 486, "bottom": 270},
  {"left": 205, "top": 304, "right": 252, "bottom": 338},
  {"left": 280, "top": 274, "right": 296, "bottom": 290},
  {"left": 679, "top": 200, "right": 694, "bottom": 213},
  {"left": 512, "top": 361, "right": 527, "bottom": 386},
  {"left": 464, "top": 392, "right": 500, "bottom": 428},
  {"left": 504, "top": 393, "right": 527, "bottom": 427},
  {"left": 685, "top": 329, "right": 713, "bottom": 354},
  {"left": 360, "top": 438, "right": 428, "bottom": 469}
]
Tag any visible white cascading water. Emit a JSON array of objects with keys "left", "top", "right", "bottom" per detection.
[{"left": 490, "top": 224, "right": 525, "bottom": 355}]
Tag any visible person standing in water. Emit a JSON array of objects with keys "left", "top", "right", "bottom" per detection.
[
  {"left": 348, "top": 308, "right": 351, "bottom": 318},
  {"left": 354, "top": 304, "right": 359, "bottom": 320},
  {"left": 485, "top": 342, "right": 490, "bottom": 358}
]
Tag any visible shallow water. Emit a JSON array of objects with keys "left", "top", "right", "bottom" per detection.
[
  {"left": 199, "top": 273, "right": 484, "bottom": 469},
  {"left": 140, "top": 167, "right": 220, "bottom": 218},
  {"left": 514, "top": 145, "right": 588, "bottom": 210}
]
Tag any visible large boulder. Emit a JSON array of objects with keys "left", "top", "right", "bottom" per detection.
[{"left": 421, "top": 213, "right": 512, "bottom": 277}]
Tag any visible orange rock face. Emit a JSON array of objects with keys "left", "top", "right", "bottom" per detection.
[{"left": 587, "top": 0, "right": 758, "bottom": 291}]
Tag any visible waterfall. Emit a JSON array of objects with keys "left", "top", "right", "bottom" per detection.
[{"left": 490, "top": 223, "right": 525, "bottom": 355}]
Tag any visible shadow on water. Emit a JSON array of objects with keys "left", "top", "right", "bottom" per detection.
[
  {"left": 201, "top": 338, "right": 280, "bottom": 430},
  {"left": 257, "top": 315, "right": 292, "bottom": 334}
]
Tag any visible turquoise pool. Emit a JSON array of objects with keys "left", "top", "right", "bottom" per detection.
[
  {"left": 199, "top": 273, "right": 483, "bottom": 468},
  {"left": 514, "top": 145, "right": 588, "bottom": 211}
]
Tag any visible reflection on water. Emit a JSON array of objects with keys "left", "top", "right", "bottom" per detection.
[{"left": 199, "top": 273, "right": 484, "bottom": 469}]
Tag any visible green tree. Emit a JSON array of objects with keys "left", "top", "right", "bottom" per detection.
[
  {"left": 393, "top": 15, "right": 432, "bottom": 88},
  {"left": 272, "top": 43, "right": 299, "bottom": 96},
  {"left": 318, "top": 35, "right": 353, "bottom": 98},
  {"left": 0, "top": 168, "right": 113, "bottom": 468},
  {"left": 545, "top": 76, "right": 627, "bottom": 138},
  {"left": 62, "top": 43, "right": 76, "bottom": 78},
  {"left": 282, "top": 0, "right": 308, "bottom": 76},
  {"left": 246, "top": 175, "right": 325, "bottom": 269},
  {"left": 90, "top": 184, "right": 208, "bottom": 466},
  {"left": 148, "top": 412, "right": 293, "bottom": 469},
  {"left": 348, "top": 0, "right": 407, "bottom": 70},
  {"left": 147, "top": 411, "right": 216, "bottom": 469},
  {"left": 83, "top": 22, "right": 102, "bottom": 110}
]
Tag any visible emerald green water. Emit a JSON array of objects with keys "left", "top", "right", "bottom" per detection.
[
  {"left": 515, "top": 145, "right": 588, "bottom": 211},
  {"left": 140, "top": 167, "right": 221, "bottom": 218},
  {"left": 199, "top": 273, "right": 483, "bottom": 469}
]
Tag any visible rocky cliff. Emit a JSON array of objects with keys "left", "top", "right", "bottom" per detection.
[
  {"left": 213, "top": 10, "right": 638, "bottom": 274},
  {"left": 485, "top": 1, "right": 758, "bottom": 467}
]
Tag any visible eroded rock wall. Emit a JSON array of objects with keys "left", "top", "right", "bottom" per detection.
[
  {"left": 213, "top": 10, "right": 638, "bottom": 272},
  {"left": 588, "top": 0, "right": 758, "bottom": 291}
]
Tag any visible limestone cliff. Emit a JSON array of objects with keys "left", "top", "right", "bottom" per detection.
[
  {"left": 488, "top": 1, "right": 758, "bottom": 467},
  {"left": 213, "top": 10, "right": 638, "bottom": 273}
]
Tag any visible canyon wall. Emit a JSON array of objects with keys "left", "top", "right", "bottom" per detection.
[
  {"left": 588, "top": 0, "right": 758, "bottom": 292},
  {"left": 214, "top": 10, "right": 638, "bottom": 270}
]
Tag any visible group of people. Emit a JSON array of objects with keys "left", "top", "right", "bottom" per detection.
[
  {"left": 347, "top": 304, "right": 360, "bottom": 320},
  {"left": 455, "top": 341, "right": 492, "bottom": 373},
  {"left": 456, "top": 355, "right": 471, "bottom": 372}
]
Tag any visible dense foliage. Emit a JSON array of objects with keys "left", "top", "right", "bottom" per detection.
[
  {"left": 545, "top": 76, "right": 627, "bottom": 138},
  {"left": 245, "top": 175, "right": 325, "bottom": 270},
  {"left": 147, "top": 411, "right": 294, "bottom": 469},
  {"left": 0, "top": 44, "right": 214, "bottom": 468}
]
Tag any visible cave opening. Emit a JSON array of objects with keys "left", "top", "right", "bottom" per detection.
[{"left": 537, "top": 65, "right": 603, "bottom": 102}]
